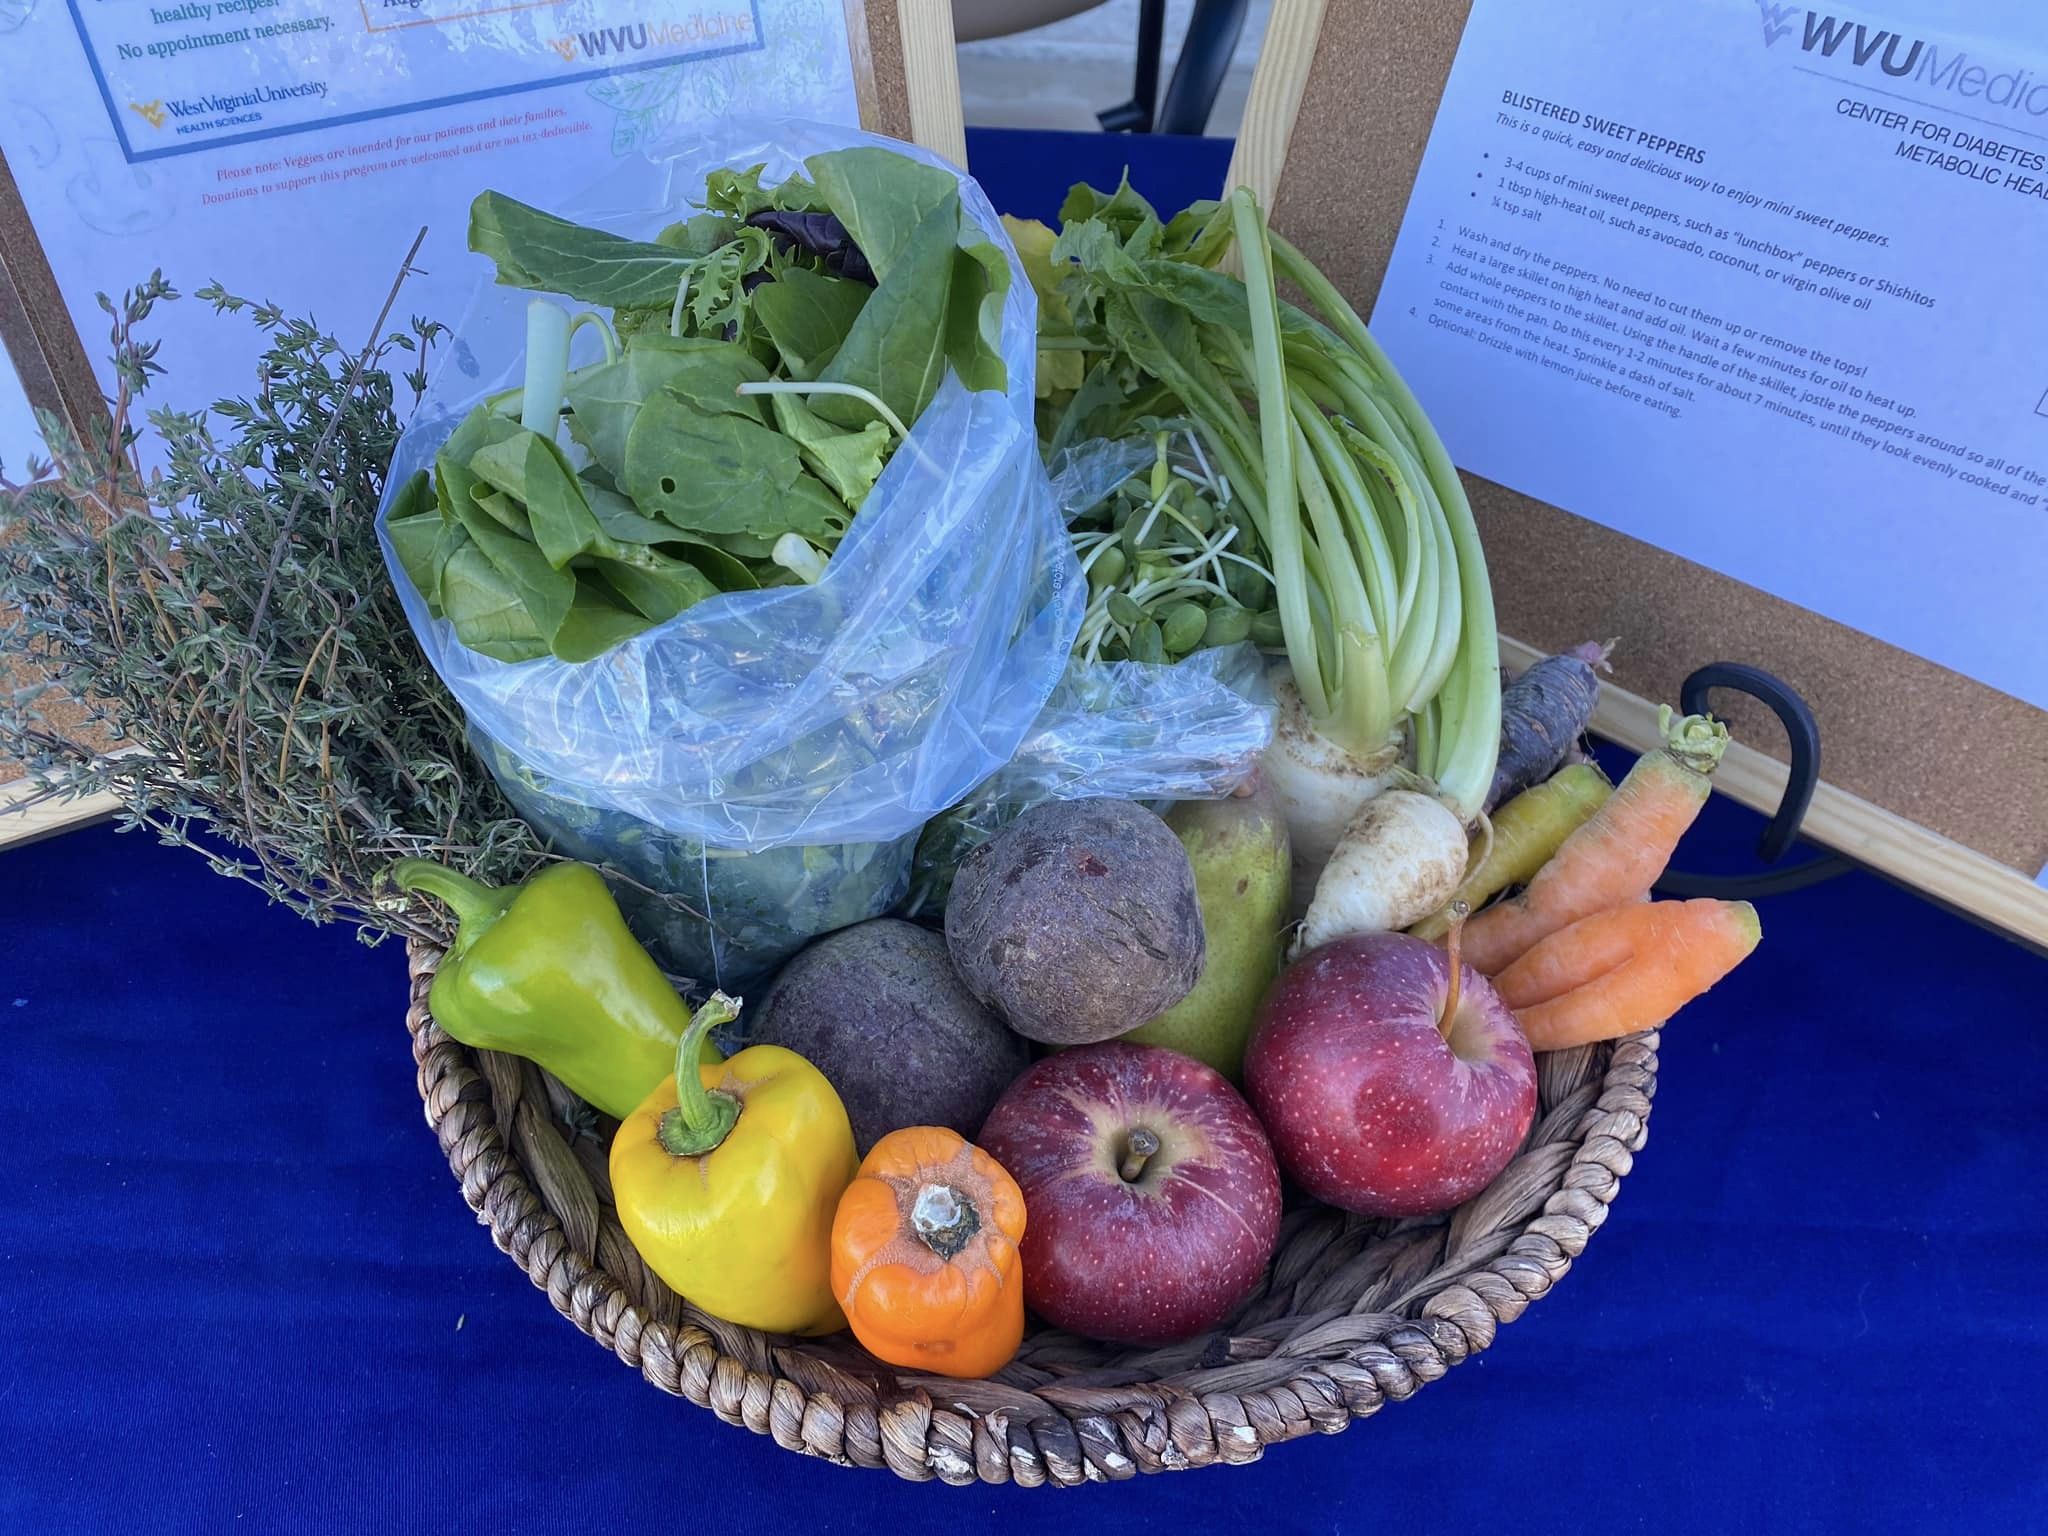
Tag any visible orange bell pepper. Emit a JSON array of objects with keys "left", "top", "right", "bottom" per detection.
[{"left": 829, "top": 1126, "right": 1027, "bottom": 1379}]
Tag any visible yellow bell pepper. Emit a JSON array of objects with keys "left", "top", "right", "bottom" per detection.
[{"left": 611, "top": 991, "right": 858, "bottom": 1335}]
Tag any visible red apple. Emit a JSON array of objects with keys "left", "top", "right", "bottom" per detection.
[
  {"left": 977, "top": 1042, "right": 1280, "bottom": 1346},
  {"left": 1245, "top": 931, "right": 1536, "bottom": 1217}
]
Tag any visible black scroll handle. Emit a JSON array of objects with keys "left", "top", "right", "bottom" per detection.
[{"left": 1651, "top": 662, "right": 1853, "bottom": 900}]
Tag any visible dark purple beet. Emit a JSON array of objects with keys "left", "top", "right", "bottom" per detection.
[
  {"left": 752, "top": 919, "right": 1028, "bottom": 1153},
  {"left": 944, "top": 798, "right": 1204, "bottom": 1045}
]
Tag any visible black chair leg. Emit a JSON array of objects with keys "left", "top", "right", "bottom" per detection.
[
  {"left": 1099, "top": 0, "right": 1167, "bottom": 132},
  {"left": 1158, "top": 0, "right": 1251, "bottom": 136}
]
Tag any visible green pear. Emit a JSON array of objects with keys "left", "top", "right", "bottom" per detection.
[{"left": 1117, "top": 777, "right": 1291, "bottom": 1079}]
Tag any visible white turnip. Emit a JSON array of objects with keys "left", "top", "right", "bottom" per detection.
[
  {"left": 1264, "top": 677, "right": 1404, "bottom": 914},
  {"left": 1292, "top": 789, "right": 1468, "bottom": 958}
]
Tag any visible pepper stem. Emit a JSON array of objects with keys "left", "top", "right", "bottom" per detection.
[
  {"left": 390, "top": 858, "right": 512, "bottom": 937},
  {"left": 656, "top": 991, "right": 742, "bottom": 1158},
  {"left": 1118, "top": 1127, "right": 1161, "bottom": 1183},
  {"left": 909, "top": 1183, "right": 982, "bottom": 1261},
  {"left": 1438, "top": 900, "right": 1470, "bottom": 1041}
]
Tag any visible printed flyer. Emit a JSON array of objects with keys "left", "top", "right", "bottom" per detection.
[
  {"left": 1373, "top": 0, "right": 2048, "bottom": 711},
  {"left": 0, "top": 0, "right": 860, "bottom": 467}
]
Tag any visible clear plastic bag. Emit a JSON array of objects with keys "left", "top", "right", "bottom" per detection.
[
  {"left": 902, "top": 438, "right": 1278, "bottom": 914},
  {"left": 903, "top": 644, "right": 1275, "bottom": 915},
  {"left": 378, "top": 121, "right": 1078, "bottom": 986}
]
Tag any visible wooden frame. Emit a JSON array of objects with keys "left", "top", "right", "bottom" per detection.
[
  {"left": 1225, "top": 0, "right": 2048, "bottom": 944},
  {"left": 0, "top": 777, "right": 120, "bottom": 851}
]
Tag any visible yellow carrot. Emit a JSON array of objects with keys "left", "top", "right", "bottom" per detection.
[
  {"left": 1461, "top": 709, "right": 1728, "bottom": 976},
  {"left": 1410, "top": 763, "right": 1610, "bottom": 941},
  {"left": 1508, "top": 899, "right": 1761, "bottom": 1051}
]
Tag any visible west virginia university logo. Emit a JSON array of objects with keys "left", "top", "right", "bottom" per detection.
[
  {"left": 128, "top": 99, "right": 168, "bottom": 129},
  {"left": 547, "top": 36, "right": 577, "bottom": 62},
  {"left": 1756, "top": 1, "right": 1799, "bottom": 46}
]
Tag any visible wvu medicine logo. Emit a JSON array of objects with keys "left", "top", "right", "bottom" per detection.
[
  {"left": 128, "top": 99, "right": 167, "bottom": 129},
  {"left": 1756, "top": 2, "right": 1799, "bottom": 46}
]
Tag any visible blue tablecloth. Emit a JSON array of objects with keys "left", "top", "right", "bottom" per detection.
[{"left": 5, "top": 128, "right": 2045, "bottom": 1532}]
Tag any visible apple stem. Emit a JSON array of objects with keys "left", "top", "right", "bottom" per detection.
[
  {"left": 1438, "top": 900, "right": 1470, "bottom": 1041},
  {"left": 1117, "top": 1127, "right": 1161, "bottom": 1183}
]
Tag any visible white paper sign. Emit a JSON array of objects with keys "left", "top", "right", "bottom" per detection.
[
  {"left": 0, "top": 0, "right": 860, "bottom": 457},
  {"left": 1372, "top": 0, "right": 2048, "bottom": 712}
]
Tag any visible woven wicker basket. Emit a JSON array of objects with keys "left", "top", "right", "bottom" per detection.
[{"left": 406, "top": 939, "right": 1658, "bottom": 1484}]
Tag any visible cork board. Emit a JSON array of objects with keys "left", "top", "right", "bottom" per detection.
[
  {"left": 1226, "top": 0, "right": 2048, "bottom": 933},
  {"left": 1, "top": 2, "right": 965, "bottom": 825}
]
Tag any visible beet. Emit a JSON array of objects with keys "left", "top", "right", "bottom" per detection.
[
  {"left": 945, "top": 798, "right": 1205, "bottom": 1045},
  {"left": 751, "top": 919, "right": 1028, "bottom": 1153}
]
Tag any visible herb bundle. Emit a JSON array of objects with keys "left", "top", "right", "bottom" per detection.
[{"left": 0, "top": 272, "right": 550, "bottom": 942}]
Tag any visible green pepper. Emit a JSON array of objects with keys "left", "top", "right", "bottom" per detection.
[{"left": 391, "top": 858, "right": 691, "bottom": 1119}]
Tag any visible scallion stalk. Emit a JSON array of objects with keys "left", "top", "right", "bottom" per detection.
[{"left": 518, "top": 298, "right": 572, "bottom": 439}]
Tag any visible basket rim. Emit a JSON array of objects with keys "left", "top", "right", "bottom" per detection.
[{"left": 404, "top": 937, "right": 1659, "bottom": 1485}]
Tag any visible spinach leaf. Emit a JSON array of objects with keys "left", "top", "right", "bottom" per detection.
[
  {"left": 584, "top": 482, "right": 685, "bottom": 546},
  {"left": 564, "top": 337, "right": 766, "bottom": 480},
  {"left": 383, "top": 470, "right": 444, "bottom": 592},
  {"left": 649, "top": 339, "right": 772, "bottom": 420},
  {"left": 467, "top": 429, "right": 609, "bottom": 570},
  {"left": 453, "top": 495, "right": 577, "bottom": 634},
  {"left": 584, "top": 546, "right": 720, "bottom": 623},
  {"left": 697, "top": 529, "right": 780, "bottom": 561},
  {"left": 804, "top": 147, "right": 961, "bottom": 282},
  {"left": 770, "top": 173, "right": 821, "bottom": 212},
  {"left": 816, "top": 198, "right": 960, "bottom": 427},
  {"left": 623, "top": 389, "right": 846, "bottom": 540},
  {"left": 947, "top": 236, "right": 1013, "bottom": 397},
  {"left": 769, "top": 393, "right": 891, "bottom": 508},
  {"left": 432, "top": 407, "right": 524, "bottom": 527},
  {"left": 752, "top": 268, "right": 869, "bottom": 379},
  {"left": 657, "top": 211, "right": 738, "bottom": 255},
  {"left": 672, "top": 539, "right": 760, "bottom": 591},
  {"left": 438, "top": 541, "right": 552, "bottom": 662},
  {"left": 470, "top": 488, "right": 536, "bottom": 539},
  {"left": 805, "top": 148, "right": 1011, "bottom": 406},
  {"left": 552, "top": 582, "right": 658, "bottom": 663},
  {"left": 584, "top": 484, "right": 760, "bottom": 591},
  {"left": 470, "top": 191, "right": 692, "bottom": 308}
]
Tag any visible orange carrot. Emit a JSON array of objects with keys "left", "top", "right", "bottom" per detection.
[
  {"left": 1461, "top": 709, "right": 1728, "bottom": 976},
  {"left": 1509, "top": 899, "right": 1761, "bottom": 1051}
]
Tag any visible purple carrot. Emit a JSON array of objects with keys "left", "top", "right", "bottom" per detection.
[{"left": 1485, "top": 641, "right": 1611, "bottom": 812}]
